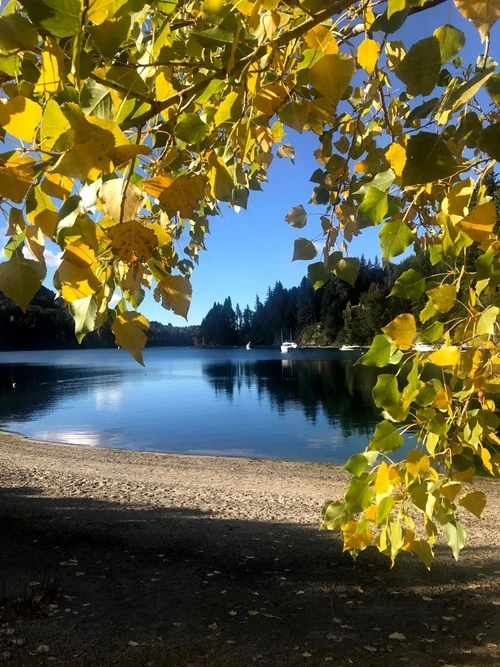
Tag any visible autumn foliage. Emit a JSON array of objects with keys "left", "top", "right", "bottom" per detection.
[{"left": 0, "top": 0, "right": 499, "bottom": 566}]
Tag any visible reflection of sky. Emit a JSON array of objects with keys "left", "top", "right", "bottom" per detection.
[{"left": 0, "top": 348, "right": 391, "bottom": 463}]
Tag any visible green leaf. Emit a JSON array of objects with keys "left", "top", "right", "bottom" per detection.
[
  {"left": 88, "top": 16, "right": 131, "bottom": 58},
  {"left": 0, "top": 13, "right": 38, "bottom": 53},
  {"left": 357, "top": 334, "right": 391, "bottom": 368},
  {"left": 345, "top": 474, "right": 373, "bottom": 513},
  {"left": 278, "top": 100, "right": 310, "bottom": 133},
  {"left": 344, "top": 453, "right": 370, "bottom": 477},
  {"left": 333, "top": 257, "right": 359, "bottom": 286},
  {"left": 426, "top": 284, "right": 456, "bottom": 313},
  {"left": 395, "top": 36, "right": 441, "bottom": 96},
  {"left": 420, "top": 321, "right": 443, "bottom": 343},
  {"left": 484, "top": 73, "right": 500, "bottom": 104},
  {"left": 390, "top": 269, "right": 425, "bottom": 300},
  {"left": 80, "top": 79, "right": 114, "bottom": 120},
  {"left": 321, "top": 500, "right": 344, "bottom": 530},
  {"left": 69, "top": 295, "right": 98, "bottom": 343},
  {"left": 214, "top": 91, "right": 242, "bottom": 126},
  {"left": 308, "top": 54, "right": 355, "bottom": 102},
  {"left": 285, "top": 204, "right": 307, "bottom": 228},
  {"left": 192, "top": 26, "right": 234, "bottom": 48},
  {"left": 18, "top": 0, "right": 81, "bottom": 38},
  {"left": 307, "top": 261, "right": 329, "bottom": 289},
  {"left": 479, "top": 123, "right": 500, "bottom": 161},
  {"left": 379, "top": 221, "right": 413, "bottom": 262},
  {"left": 433, "top": 24, "right": 465, "bottom": 62},
  {"left": 443, "top": 519, "right": 466, "bottom": 561},
  {"left": 0, "top": 254, "right": 45, "bottom": 312},
  {"left": 369, "top": 421, "right": 404, "bottom": 453},
  {"left": 357, "top": 186, "right": 388, "bottom": 228},
  {"left": 175, "top": 113, "right": 207, "bottom": 144},
  {"left": 411, "top": 539, "right": 434, "bottom": 569},
  {"left": 476, "top": 307, "right": 499, "bottom": 335},
  {"left": 376, "top": 496, "right": 394, "bottom": 524},
  {"left": 402, "top": 132, "right": 458, "bottom": 186},
  {"left": 372, "top": 374, "right": 400, "bottom": 408},
  {"left": 292, "top": 238, "right": 317, "bottom": 261},
  {"left": 195, "top": 79, "right": 225, "bottom": 105}
]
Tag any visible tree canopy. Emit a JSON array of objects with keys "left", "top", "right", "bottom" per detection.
[{"left": 0, "top": 0, "right": 499, "bottom": 567}]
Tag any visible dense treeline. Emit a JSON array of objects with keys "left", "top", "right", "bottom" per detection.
[
  {"left": 0, "top": 287, "right": 197, "bottom": 351},
  {"left": 198, "top": 255, "right": 433, "bottom": 347}
]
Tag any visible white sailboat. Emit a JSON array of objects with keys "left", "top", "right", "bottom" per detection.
[{"left": 246, "top": 341, "right": 252, "bottom": 350}]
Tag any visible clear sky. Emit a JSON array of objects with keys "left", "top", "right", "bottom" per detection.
[{"left": 2, "top": 1, "right": 499, "bottom": 326}]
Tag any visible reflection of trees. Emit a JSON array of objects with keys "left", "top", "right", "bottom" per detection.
[
  {"left": 203, "top": 357, "right": 381, "bottom": 437},
  {"left": 0, "top": 364, "right": 123, "bottom": 424}
]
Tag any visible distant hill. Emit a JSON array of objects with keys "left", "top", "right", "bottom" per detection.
[{"left": 0, "top": 288, "right": 197, "bottom": 351}]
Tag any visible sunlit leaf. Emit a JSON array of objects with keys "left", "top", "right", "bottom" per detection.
[
  {"left": 154, "top": 274, "right": 192, "bottom": 320},
  {"left": 34, "top": 37, "right": 64, "bottom": 94},
  {"left": 453, "top": 0, "right": 500, "bottom": 41},
  {"left": 382, "top": 313, "right": 416, "bottom": 351},
  {"left": 428, "top": 346, "right": 461, "bottom": 367},
  {"left": 369, "top": 421, "right": 404, "bottom": 453},
  {"left": 357, "top": 38, "right": 380, "bottom": 74},
  {"left": 19, "top": 0, "right": 81, "bottom": 38},
  {"left": 333, "top": 257, "right": 359, "bottom": 287},
  {"left": 0, "top": 254, "right": 45, "bottom": 312},
  {"left": 308, "top": 54, "right": 355, "bottom": 103},
  {"left": 144, "top": 173, "right": 207, "bottom": 218},
  {"left": 426, "top": 284, "right": 456, "bottom": 313},
  {"left": 433, "top": 24, "right": 465, "bottom": 62},
  {"left": 379, "top": 221, "right": 413, "bottom": 262},
  {"left": 443, "top": 519, "right": 466, "bottom": 560},
  {"left": 112, "top": 310, "right": 149, "bottom": 365},
  {"left": 459, "top": 491, "right": 486, "bottom": 518},
  {"left": 99, "top": 178, "right": 145, "bottom": 224},
  {"left": 285, "top": 205, "right": 307, "bottom": 228},
  {"left": 0, "top": 96, "right": 42, "bottom": 143},
  {"left": 390, "top": 269, "right": 425, "bottom": 300}
]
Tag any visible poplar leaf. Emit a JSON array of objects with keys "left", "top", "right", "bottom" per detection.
[
  {"left": 433, "top": 24, "right": 465, "bottom": 61},
  {"left": 154, "top": 274, "right": 192, "bottom": 319},
  {"left": 426, "top": 284, "right": 456, "bottom": 313},
  {"left": 385, "top": 143, "right": 406, "bottom": 178},
  {"left": 459, "top": 491, "right": 486, "bottom": 518},
  {"left": 41, "top": 99, "right": 71, "bottom": 152},
  {"left": 0, "top": 13, "right": 38, "bottom": 53},
  {"left": 112, "top": 311, "right": 149, "bottom": 366},
  {"left": 278, "top": 100, "right": 310, "bottom": 132},
  {"left": 253, "top": 83, "right": 288, "bottom": 117},
  {"left": 357, "top": 38, "right": 380, "bottom": 74},
  {"left": 108, "top": 220, "right": 157, "bottom": 263},
  {"left": 369, "top": 421, "right": 404, "bottom": 453},
  {"left": 411, "top": 540, "right": 434, "bottom": 569},
  {"left": 292, "top": 238, "right": 317, "bottom": 261},
  {"left": 379, "top": 222, "right": 413, "bottom": 261},
  {"left": 373, "top": 374, "right": 400, "bottom": 408},
  {"left": 395, "top": 37, "right": 441, "bottom": 96},
  {"left": 285, "top": 205, "right": 307, "bottom": 228},
  {"left": 402, "top": 133, "right": 458, "bottom": 186},
  {"left": 357, "top": 187, "right": 388, "bottom": 227},
  {"left": 382, "top": 313, "right": 416, "bottom": 351},
  {"left": 479, "top": 123, "right": 500, "bottom": 161},
  {"left": 376, "top": 496, "right": 394, "bottom": 524},
  {"left": 0, "top": 96, "right": 42, "bottom": 143},
  {"left": 99, "top": 179, "right": 145, "bottom": 224},
  {"left": 357, "top": 334, "right": 392, "bottom": 367},
  {"left": 308, "top": 54, "right": 355, "bottom": 102},
  {"left": 453, "top": 0, "right": 500, "bottom": 41},
  {"left": 303, "top": 24, "right": 338, "bottom": 54},
  {"left": 333, "top": 257, "right": 359, "bottom": 286},
  {"left": 390, "top": 269, "right": 425, "bottom": 300},
  {"left": 307, "top": 261, "right": 329, "bottom": 289},
  {"left": 69, "top": 295, "right": 98, "bottom": 343},
  {"left": 476, "top": 307, "right": 499, "bottom": 335},
  {"left": 345, "top": 475, "right": 373, "bottom": 512},
  {"left": 344, "top": 453, "right": 370, "bottom": 477},
  {"left": 175, "top": 113, "right": 208, "bottom": 144},
  {"left": 144, "top": 173, "right": 207, "bottom": 218},
  {"left": 214, "top": 91, "right": 242, "bottom": 126},
  {"left": 34, "top": 37, "right": 64, "bottom": 94},
  {"left": 0, "top": 255, "right": 45, "bottom": 312},
  {"left": 443, "top": 519, "right": 466, "bottom": 560},
  {"left": 18, "top": 0, "right": 81, "bottom": 38},
  {"left": 428, "top": 346, "right": 461, "bottom": 367},
  {"left": 457, "top": 201, "right": 496, "bottom": 243},
  {"left": 0, "top": 155, "right": 36, "bottom": 203}
]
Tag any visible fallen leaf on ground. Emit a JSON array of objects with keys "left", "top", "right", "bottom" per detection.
[{"left": 389, "top": 631, "right": 406, "bottom": 640}]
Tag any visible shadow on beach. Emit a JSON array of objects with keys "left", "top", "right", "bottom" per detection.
[{"left": 0, "top": 485, "right": 499, "bottom": 666}]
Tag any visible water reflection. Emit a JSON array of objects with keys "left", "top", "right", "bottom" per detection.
[{"left": 202, "top": 357, "right": 380, "bottom": 438}]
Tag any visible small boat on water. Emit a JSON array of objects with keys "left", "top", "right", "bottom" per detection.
[
  {"left": 280, "top": 341, "right": 298, "bottom": 353},
  {"left": 246, "top": 341, "right": 252, "bottom": 350},
  {"left": 340, "top": 344, "right": 361, "bottom": 351},
  {"left": 413, "top": 342, "right": 435, "bottom": 352}
]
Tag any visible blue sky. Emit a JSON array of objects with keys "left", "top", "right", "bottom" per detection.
[{"left": 2, "top": 1, "right": 499, "bottom": 326}]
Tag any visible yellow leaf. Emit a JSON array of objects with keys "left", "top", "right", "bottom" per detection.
[
  {"left": 308, "top": 54, "right": 355, "bottom": 103},
  {"left": 441, "top": 178, "right": 474, "bottom": 221},
  {"left": 440, "top": 481, "right": 462, "bottom": 502},
  {"left": 453, "top": 0, "right": 500, "bottom": 41},
  {"left": 457, "top": 201, "right": 496, "bottom": 243},
  {"left": 426, "top": 283, "right": 456, "bottom": 313},
  {"left": 0, "top": 155, "right": 36, "bottom": 203},
  {"left": 458, "top": 491, "right": 486, "bottom": 518},
  {"left": 342, "top": 520, "right": 373, "bottom": 551},
  {"left": 0, "top": 255, "right": 45, "bottom": 312},
  {"left": 25, "top": 226, "right": 46, "bottom": 268},
  {"left": 374, "top": 461, "right": 390, "bottom": 495},
  {"left": 428, "top": 346, "right": 461, "bottom": 367},
  {"left": 27, "top": 185, "right": 59, "bottom": 238},
  {"left": 108, "top": 220, "right": 157, "bottom": 264},
  {"left": 144, "top": 172, "right": 207, "bottom": 218},
  {"left": 431, "top": 385, "right": 452, "bottom": 411},
  {"left": 99, "top": 178, "right": 145, "bottom": 224},
  {"left": 34, "top": 37, "right": 64, "bottom": 94},
  {"left": 108, "top": 144, "right": 151, "bottom": 167},
  {"left": 154, "top": 274, "right": 192, "bottom": 320},
  {"left": 406, "top": 450, "right": 430, "bottom": 478},
  {"left": 41, "top": 99, "right": 71, "bottom": 153},
  {"left": 209, "top": 157, "right": 234, "bottom": 201},
  {"left": 63, "top": 241, "right": 97, "bottom": 267},
  {"left": 364, "top": 504, "right": 377, "bottom": 521},
  {"left": 454, "top": 466, "right": 475, "bottom": 483},
  {"left": 357, "top": 38, "right": 380, "bottom": 75},
  {"left": 41, "top": 173, "right": 73, "bottom": 200},
  {"left": 58, "top": 258, "right": 100, "bottom": 303},
  {"left": 87, "top": 0, "right": 127, "bottom": 24},
  {"left": 382, "top": 313, "right": 416, "bottom": 351},
  {"left": 0, "top": 96, "right": 42, "bottom": 143},
  {"left": 155, "top": 67, "right": 176, "bottom": 100},
  {"left": 479, "top": 446, "right": 494, "bottom": 474},
  {"left": 385, "top": 143, "right": 406, "bottom": 178},
  {"left": 111, "top": 310, "right": 149, "bottom": 365},
  {"left": 303, "top": 25, "right": 338, "bottom": 54},
  {"left": 253, "top": 83, "right": 288, "bottom": 117}
]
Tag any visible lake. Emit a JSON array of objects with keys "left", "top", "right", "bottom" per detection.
[{"left": 0, "top": 347, "right": 388, "bottom": 463}]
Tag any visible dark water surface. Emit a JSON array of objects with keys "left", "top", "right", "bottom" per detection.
[{"left": 0, "top": 347, "right": 388, "bottom": 463}]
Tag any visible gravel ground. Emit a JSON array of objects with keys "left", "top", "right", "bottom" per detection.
[{"left": 0, "top": 431, "right": 499, "bottom": 666}]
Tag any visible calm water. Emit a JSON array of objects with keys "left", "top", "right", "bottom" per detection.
[{"left": 0, "top": 347, "right": 388, "bottom": 463}]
